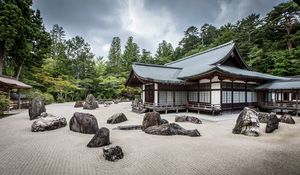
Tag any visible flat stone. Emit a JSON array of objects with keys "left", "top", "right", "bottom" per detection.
[
  {"left": 103, "top": 145, "right": 124, "bottom": 161},
  {"left": 144, "top": 123, "right": 201, "bottom": 137},
  {"left": 107, "top": 113, "right": 128, "bottom": 124},
  {"left": 31, "top": 113, "right": 67, "bottom": 132},
  {"left": 114, "top": 125, "right": 142, "bottom": 130},
  {"left": 87, "top": 127, "right": 110, "bottom": 147},
  {"left": 69, "top": 112, "right": 99, "bottom": 134},
  {"left": 175, "top": 115, "right": 202, "bottom": 124}
]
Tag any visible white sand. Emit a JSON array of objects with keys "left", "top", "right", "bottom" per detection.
[{"left": 0, "top": 102, "right": 300, "bottom": 175}]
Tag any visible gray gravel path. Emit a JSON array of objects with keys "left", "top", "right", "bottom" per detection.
[{"left": 0, "top": 102, "right": 299, "bottom": 175}]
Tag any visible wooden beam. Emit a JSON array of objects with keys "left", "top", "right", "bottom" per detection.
[{"left": 296, "top": 90, "right": 299, "bottom": 117}]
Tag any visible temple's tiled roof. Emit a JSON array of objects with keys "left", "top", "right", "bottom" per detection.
[
  {"left": 129, "top": 41, "right": 289, "bottom": 85},
  {"left": 256, "top": 80, "right": 300, "bottom": 90},
  {"left": 132, "top": 63, "right": 184, "bottom": 84}
]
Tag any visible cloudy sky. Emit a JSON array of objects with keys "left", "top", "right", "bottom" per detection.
[{"left": 32, "top": 0, "right": 287, "bottom": 58}]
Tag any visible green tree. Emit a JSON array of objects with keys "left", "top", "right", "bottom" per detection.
[
  {"left": 140, "top": 49, "right": 153, "bottom": 64},
  {"left": 65, "top": 36, "right": 96, "bottom": 79},
  {"left": 155, "top": 40, "right": 174, "bottom": 64},
  {"left": 0, "top": 0, "right": 50, "bottom": 79},
  {"left": 178, "top": 26, "right": 201, "bottom": 55},
  {"left": 266, "top": 1, "right": 300, "bottom": 52},
  {"left": 106, "top": 37, "right": 122, "bottom": 75},
  {"left": 122, "top": 36, "right": 140, "bottom": 72},
  {"left": 200, "top": 23, "right": 218, "bottom": 45}
]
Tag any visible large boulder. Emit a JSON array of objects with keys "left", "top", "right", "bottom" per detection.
[
  {"left": 257, "top": 112, "right": 269, "bottom": 123},
  {"left": 29, "top": 97, "right": 46, "bottom": 120},
  {"left": 144, "top": 123, "right": 201, "bottom": 137},
  {"left": 232, "top": 107, "right": 260, "bottom": 137},
  {"left": 175, "top": 115, "right": 202, "bottom": 124},
  {"left": 83, "top": 94, "right": 99, "bottom": 110},
  {"left": 114, "top": 125, "right": 142, "bottom": 130},
  {"left": 31, "top": 113, "right": 67, "bottom": 132},
  {"left": 69, "top": 112, "right": 99, "bottom": 134},
  {"left": 103, "top": 145, "right": 124, "bottom": 161},
  {"left": 280, "top": 114, "right": 295, "bottom": 124},
  {"left": 266, "top": 113, "right": 280, "bottom": 133},
  {"left": 87, "top": 127, "right": 110, "bottom": 147},
  {"left": 107, "top": 113, "right": 128, "bottom": 124},
  {"left": 74, "top": 101, "right": 83, "bottom": 108},
  {"left": 142, "top": 112, "right": 162, "bottom": 130}
]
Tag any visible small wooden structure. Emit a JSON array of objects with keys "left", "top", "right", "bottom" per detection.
[
  {"left": 0, "top": 75, "right": 32, "bottom": 110},
  {"left": 256, "top": 79, "right": 300, "bottom": 116},
  {"left": 126, "top": 41, "right": 299, "bottom": 115}
]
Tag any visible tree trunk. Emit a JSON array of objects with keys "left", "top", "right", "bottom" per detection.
[
  {"left": 0, "top": 41, "right": 5, "bottom": 75},
  {"left": 14, "top": 59, "right": 25, "bottom": 80},
  {"left": 285, "top": 17, "right": 293, "bottom": 53}
]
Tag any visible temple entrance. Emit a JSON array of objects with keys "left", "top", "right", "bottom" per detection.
[{"left": 145, "top": 84, "right": 154, "bottom": 103}]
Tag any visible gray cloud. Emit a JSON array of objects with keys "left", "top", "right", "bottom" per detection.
[{"left": 32, "top": 0, "right": 287, "bottom": 58}]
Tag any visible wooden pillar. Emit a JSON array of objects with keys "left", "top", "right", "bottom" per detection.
[
  {"left": 281, "top": 90, "right": 283, "bottom": 114},
  {"left": 18, "top": 89, "right": 21, "bottom": 110},
  {"left": 245, "top": 82, "right": 247, "bottom": 106},
  {"left": 7, "top": 88, "right": 10, "bottom": 112},
  {"left": 220, "top": 79, "right": 223, "bottom": 110},
  {"left": 231, "top": 81, "right": 233, "bottom": 113},
  {"left": 296, "top": 90, "right": 298, "bottom": 117},
  {"left": 209, "top": 79, "right": 212, "bottom": 104}
]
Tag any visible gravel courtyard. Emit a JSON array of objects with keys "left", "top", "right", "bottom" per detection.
[{"left": 0, "top": 102, "right": 300, "bottom": 175}]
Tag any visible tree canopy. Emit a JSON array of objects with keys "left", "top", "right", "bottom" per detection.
[{"left": 0, "top": 1, "right": 299, "bottom": 103}]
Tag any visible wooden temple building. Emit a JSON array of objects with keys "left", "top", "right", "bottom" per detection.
[
  {"left": 125, "top": 41, "right": 300, "bottom": 115},
  {"left": 0, "top": 75, "right": 32, "bottom": 110}
]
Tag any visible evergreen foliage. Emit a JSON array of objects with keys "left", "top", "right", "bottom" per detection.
[{"left": 0, "top": 1, "right": 299, "bottom": 102}]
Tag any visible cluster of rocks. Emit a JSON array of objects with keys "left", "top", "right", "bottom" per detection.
[
  {"left": 83, "top": 94, "right": 99, "bottom": 110},
  {"left": 141, "top": 112, "right": 201, "bottom": 137},
  {"left": 29, "top": 98, "right": 67, "bottom": 132},
  {"left": 73, "top": 94, "right": 99, "bottom": 110},
  {"left": 68, "top": 111, "right": 124, "bottom": 161},
  {"left": 233, "top": 107, "right": 297, "bottom": 136},
  {"left": 175, "top": 115, "right": 202, "bottom": 124}
]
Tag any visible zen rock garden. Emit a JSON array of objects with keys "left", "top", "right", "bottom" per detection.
[
  {"left": 141, "top": 112, "right": 201, "bottom": 137},
  {"left": 26, "top": 96, "right": 297, "bottom": 164},
  {"left": 233, "top": 107, "right": 296, "bottom": 137}
]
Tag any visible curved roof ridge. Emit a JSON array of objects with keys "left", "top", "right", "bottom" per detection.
[
  {"left": 165, "top": 40, "right": 234, "bottom": 66},
  {"left": 133, "top": 62, "right": 182, "bottom": 69}
]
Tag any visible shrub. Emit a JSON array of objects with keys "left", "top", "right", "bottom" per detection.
[
  {"left": 25, "top": 89, "right": 55, "bottom": 104},
  {"left": 0, "top": 92, "right": 11, "bottom": 115}
]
